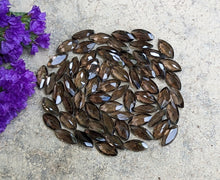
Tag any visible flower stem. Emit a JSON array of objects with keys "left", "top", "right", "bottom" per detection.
[
  {"left": 0, "top": 87, "right": 3, "bottom": 92},
  {"left": 10, "top": 12, "right": 27, "bottom": 17}
]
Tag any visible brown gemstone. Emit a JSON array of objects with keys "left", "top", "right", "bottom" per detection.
[
  {"left": 55, "top": 129, "right": 77, "bottom": 144},
  {"left": 88, "top": 91, "right": 111, "bottom": 104},
  {"left": 111, "top": 85, "right": 129, "bottom": 101},
  {"left": 141, "top": 78, "right": 159, "bottom": 94},
  {"left": 107, "top": 37, "right": 128, "bottom": 51},
  {"left": 68, "top": 57, "right": 80, "bottom": 77},
  {"left": 80, "top": 50, "right": 96, "bottom": 67},
  {"left": 167, "top": 101, "right": 179, "bottom": 124},
  {"left": 128, "top": 114, "right": 152, "bottom": 126},
  {"left": 98, "top": 61, "right": 111, "bottom": 81},
  {"left": 75, "top": 130, "right": 93, "bottom": 148},
  {"left": 109, "top": 111, "right": 133, "bottom": 121},
  {"left": 160, "top": 59, "right": 181, "bottom": 72},
  {"left": 97, "top": 46, "right": 118, "bottom": 54},
  {"left": 111, "top": 66, "right": 129, "bottom": 83},
  {"left": 148, "top": 110, "right": 166, "bottom": 127},
  {"left": 73, "top": 41, "right": 96, "bottom": 54},
  {"left": 88, "top": 121, "right": 106, "bottom": 134},
  {"left": 165, "top": 71, "right": 181, "bottom": 90},
  {"left": 56, "top": 39, "right": 78, "bottom": 54},
  {"left": 36, "top": 65, "right": 48, "bottom": 89},
  {"left": 59, "top": 111, "right": 77, "bottom": 130},
  {"left": 100, "top": 101, "right": 123, "bottom": 113},
  {"left": 124, "top": 139, "right": 148, "bottom": 151},
  {"left": 104, "top": 134, "right": 124, "bottom": 149},
  {"left": 47, "top": 53, "right": 68, "bottom": 67},
  {"left": 72, "top": 29, "right": 94, "bottom": 40},
  {"left": 129, "top": 40, "right": 153, "bottom": 49},
  {"left": 101, "top": 112, "right": 115, "bottom": 135},
  {"left": 133, "top": 50, "right": 150, "bottom": 64},
  {"left": 62, "top": 92, "right": 74, "bottom": 114},
  {"left": 112, "top": 30, "right": 134, "bottom": 42},
  {"left": 115, "top": 120, "right": 130, "bottom": 140},
  {"left": 129, "top": 67, "right": 141, "bottom": 89},
  {"left": 99, "top": 79, "right": 120, "bottom": 92},
  {"left": 85, "top": 77, "right": 100, "bottom": 96},
  {"left": 42, "top": 97, "right": 59, "bottom": 115},
  {"left": 158, "top": 39, "right": 174, "bottom": 58},
  {"left": 131, "top": 29, "right": 154, "bottom": 41},
  {"left": 143, "top": 49, "right": 164, "bottom": 61},
  {"left": 63, "top": 74, "right": 77, "bottom": 96},
  {"left": 56, "top": 61, "right": 69, "bottom": 81},
  {"left": 52, "top": 81, "right": 64, "bottom": 105},
  {"left": 45, "top": 72, "right": 56, "bottom": 95},
  {"left": 133, "top": 104, "right": 157, "bottom": 114},
  {"left": 151, "top": 60, "right": 166, "bottom": 79},
  {"left": 123, "top": 89, "right": 136, "bottom": 112},
  {"left": 138, "top": 65, "right": 156, "bottom": 78},
  {"left": 84, "top": 129, "right": 105, "bottom": 142},
  {"left": 85, "top": 102, "right": 100, "bottom": 120},
  {"left": 170, "top": 88, "right": 184, "bottom": 108},
  {"left": 130, "top": 126, "right": 154, "bottom": 140},
  {"left": 74, "top": 69, "right": 88, "bottom": 89},
  {"left": 153, "top": 120, "right": 170, "bottom": 139},
  {"left": 157, "top": 87, "right": 170, "bottom": 109},
  {"left": 89, "top": 33, "right": 110, "bottom": 44},
  {"left": 135, "top": 91, "right": 155, "bottom": 104},
  {"left": 43, "top": 113, "right": 61, "bottom": 130},
  {"left": 74, "top": 90, "right": 85, "bottom": 109},
  {"left": 95, "top": 142, "right": 118, "bottom": 156},
  {"left": 161, "top": 125, "right": 178, "bottom": 146},
  {"left": 86, "top": 59, "right": 100, "bottom": 80},
  {"left": 120, "top": 52, "right": 137, "bottom": 68},
  {"left": 75, "top": 109, "right": 90, "bottom": 128}
]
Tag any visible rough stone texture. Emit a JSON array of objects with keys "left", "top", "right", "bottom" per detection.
[{"left": 0, "top": 0, "right": 219, "bottom": 179}]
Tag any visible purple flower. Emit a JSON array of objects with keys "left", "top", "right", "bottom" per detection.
[
  {"left": 1, "top": 44, "right": 23, "bottom": 63},
  {"left": 30, "top": 43, "right": 38, "bottom": 55},
  {"left": 28, "top": 5, "right": 46, "bottom": 21},
  {"left": 29, "top": 20, "right": 46, "bottom": 34},
  {"left": 0, "top": 0, "right": 10, "bottom": 15},
  {"left": 0, "top": 59, "right": 36, "bottom": 133}
]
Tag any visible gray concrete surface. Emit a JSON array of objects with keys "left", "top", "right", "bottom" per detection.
[{"left": 0, "top": 0, "right": 219, "bottom": 179}]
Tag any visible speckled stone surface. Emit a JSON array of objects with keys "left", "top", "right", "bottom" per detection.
[{"left": 0, "top": 0, "right": 219, "bottom": 179}]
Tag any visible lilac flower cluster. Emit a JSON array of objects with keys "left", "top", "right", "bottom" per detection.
[{"left": 0, "top": 0, "right": 50, "bottom": 133}]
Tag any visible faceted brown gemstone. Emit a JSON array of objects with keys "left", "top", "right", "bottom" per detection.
[
  {"left": 75, "top": 130, "right": 93, "bottom": 148},
  {"left": 68, "top": 57, "right": 80, "bottom": 77},
  {"left": 115, "top": 120, "right": 130, "bottom": 140},
  {"left": 129, "top": 67, "right": 141, "bottom": 89},
  {"left": 101, "top": 112, "right": 115, "bottom": 135},
  {"left": 107, "top": 37, "right": 128, "bottom": 51},
  {"left": 161, "top": 125, "right": 178, "bottom": 146},
  {"left": 141, "top": 78, "right": 159, "bottom": 94},
  {"left": 55, "top": 129, "right": 77, "bottom": 144},
  {"left": 167, "top": 101, "right": 179, "bottom": 124},
  {"left": 99, "top": 79, "right": 120, "bottom": 92},
  {"left": 42, "top": 97, "right": 59, "bottom": 115},
  {"left": 59, "top": 111, "right": 77, "bottom": 130},
  {"left": 128, "top": 114, "right": 152, "bottom": 126},
  {"left": 88, "top": 91, "right": 111, "bottom": 104},
  {"left": 43, "top": 113, "right": 61, "bottom": 130},
  {"left": 63, "top": 74, "right": 77, "bottom": 96},
  {"left": 112, "top": 30, "right": 134, "bottom": 42},
  {"left": 123, "top": 89, "right": 136, "bottom": 112},
  {"left": 36, "top": 65, "right": 48, "bottom": 89},
  {"left": 56, "top": 61, "right": 69, "bottom": 81},
  {"left": 165, "top": 71, "right": 181, "bottom": 90},
  {"left": 133, "top": 104, "right": 157, "bottom": 114},
  {"left": 143, "top": 49, "right": 164, "bottom": 61},
  {"left": 104, "top": 134, "right": 124, "bottom": 149},
  {"left": 170, "top": 88, "right": 184, "bottom": 108},
  {"left": 129, "top": 40, "right": 153, "bottom": 49},
  {"left": 160, "top": 59, "right": 181, "bottom": 72},
  {"left": 130, "top": 126, "right": 154, "bottom": 140},
  {"left": 72, "top": 29, "right": 94, "bottom": 40},
  {"left": 89, "top": 33, "right": 110, "bottom": 44},
  {"left": 75, "top": 109, "right": 90, "bottom": 128},
  {"left": 148, "top": 110, "right": 166, "bottom": 127},
  {"left": 47, "top": 53, "right": 68, "bottom": 67},
  {"left": 135, "top": 91, "right": 155, "bottom": 104},
  {"left": 85, "top": 102, "right": 100, "bottom": 120},
  {"left": 153, "top": 120, "right": 170, "bottom": 139},
  {"left": 111, "top": 85, "right": 129, "bottom": 101},
  {"left": 62, "top": 92, "right": 74, "bottom": 114},
  {"left": 97, "top": 46, "right": 118, "bottom": 54},
  {"left": 120, "top": 52, "right": 137, "bottom": 68},
  {"left": 86, "top": 59, "right": 100, "bottom": 80},
  {"left": 52, "top": 81, "right": 64, "bottom": 105},
  {"left": 56, "top": 39, "right": 78, "bottom": 54},
  {"left": 131, "top": 29, "right": 154, "bottom": 41},
  {"left": 100, "top": 101, "right": 123, "bottom": 113},
  {"left": 45, "top": 72, "right": 56, "bottom": 95},
  {"left": 74, "top": 90, "right": 85, "bottom": 109},
  {"left": 133, "top": 50, "right": 150, "bottom": 64},
  {"left": 124, "top": 139, "right": 148, "bottom": 152},
  {"left": 98, "top": 61, "right": 111, "bottom": 81},
  {"left": 84, "top": 129, "right": 105, "bottom": 142},
  {"left": 95, "top": 142, "right": 118, "bottom": 156},
  {"left": 80, "top": 50, "right": 96, "bottom": 67},
  {"left": 85, "top": 77, "right": 100, "bottom": 96},
  {"left": 151, "top": 60, "right": 166, "bottom": 79},
  {"left": 109, "top": 111, "right": 133, "bottom": 121},
  {"left": 111, "top": 65, "right": 129, "bottom": 82},
  {"left": 158, "top": 39, "right": 174, "bottom": 58},
  {"left": 73, "top": 41, "right": 96, "bottom": 54},
  {"left": 157, "top": 87, "right": 170, "bottom": 109},
  {"left": 138, "top": 65, "right": 156, "bottom": 78},
  {"left": 88, "top": 121, "right": 106, "bottom": 134},
  {"left": 74, "top": 69, "right": 88, "bottom": 89}
]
